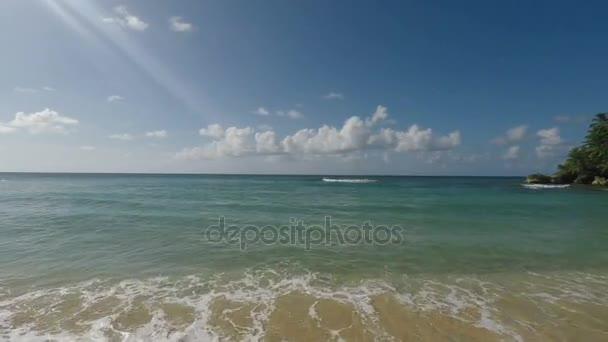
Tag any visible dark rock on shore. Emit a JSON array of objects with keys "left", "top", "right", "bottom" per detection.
[{"left": 525, "top": 174, "right": 554, "bottom": 184}]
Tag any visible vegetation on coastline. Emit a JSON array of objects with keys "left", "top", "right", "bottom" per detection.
[{"left": 526, "top": 113, "right": 608, "bottom": 186}]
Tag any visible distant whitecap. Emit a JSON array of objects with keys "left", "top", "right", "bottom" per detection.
[
  {"left": 322, "top": 178, "right": 378, "bottom": 183},
  {"left": 521, "top": 183, "right": 570, "bottom": 189}
]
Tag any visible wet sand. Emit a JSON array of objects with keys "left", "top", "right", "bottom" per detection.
[{"left": 1, "top": 270, "right": 608, "bottom": 341}]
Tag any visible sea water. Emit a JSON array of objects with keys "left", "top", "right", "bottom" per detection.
[{"left": 0, "top": 174, "right": 607, "bottom": 341}]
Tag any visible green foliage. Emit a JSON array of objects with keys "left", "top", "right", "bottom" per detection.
[
  {"left": 584, "top": 113, "right": 608, "bottom": 175},
  {"left": 553, "top": 113, "right": 608, "bottom": 184}
]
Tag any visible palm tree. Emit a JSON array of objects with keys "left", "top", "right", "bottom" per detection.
[
  {"left": 585, "top": 113, "right": 608, "bottom": 175},
  {"left": 531, "top": 112, "right": 608, "bottom": 184}
]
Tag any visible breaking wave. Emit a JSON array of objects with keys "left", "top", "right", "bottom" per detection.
[
  {"left": 1, "top": 268, "right": 607, "bottom": 341},
  {"left": 322, "top": 178, "right": 378, "bottom": 183},
  {"left": 521, "top": 184, "right": 570, "bottom": 189}
]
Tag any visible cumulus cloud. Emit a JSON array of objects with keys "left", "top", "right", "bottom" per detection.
[
  {"left": 107, "top": 95, "right": 124, "bottom": 102},
  {"left": 502, "top": 145, "right": 520, "bottom": 160},
  {"left": 199, "top": 124, "right": 225, "bottom": 138},
  {"left": 537, "top": 127, "right": 562, "bottom": 145},
  {"left": 109, "top": 133, "right": 134, "bottom": 141},
  {"left": 365, "top": 105, "right": 388, "bottom": 126},
  {"left": 323, "top": 92, "right": 344, "bottom": 100},
  {"left": 169, "top": 16, "right": 193, "bottom": 32},
  {"left": 5, "top": 108, "right": 78, "bottom": 134},
  {"left": 42, "top": 86, "right": 55, "bottom": 92},
  {"left": 252, "top": 107, "right": 270, "bottom": 116},
  {"left": 145, "top": 130, "right": 168, "bottom": 138},
  {"left": 492, "top": 125, "right": 527, "bottom": 145},
  {"left": 254, "top": 131, "right": 281, "bottom": 154},
  {"left": 102, "top": 5, "right": 148, "bottom": 31},
  {"left": 180, "top": 126, "right": 254, "bottom": 159},
  {"left": 80, "top": 145, "right": 95, "bottom": 151},
  {"left": 535, "top": 127, "right": 567, "bottom": 159},
  {"left": 368, "top": 126, "right": 461, "bottom": 152},
  {"left": 177, "top": 105, "right": 461, "bottom": 160}
]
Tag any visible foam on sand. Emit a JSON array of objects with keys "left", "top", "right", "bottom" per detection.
[{"left": 2, "top": 269, "right": 607, "bottom": 341}]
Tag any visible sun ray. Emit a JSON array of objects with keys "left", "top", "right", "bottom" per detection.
[{"left": 43, "top": 0, "right": 214, "bottom": 121}]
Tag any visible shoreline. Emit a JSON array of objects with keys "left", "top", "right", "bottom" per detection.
[{"left": 2, "top": 268, "right": 607, "bottom": 341}]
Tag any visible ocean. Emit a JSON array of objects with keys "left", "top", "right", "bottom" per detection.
[{"left": 0, "top": 173, "right": 607, "bottom": 341}]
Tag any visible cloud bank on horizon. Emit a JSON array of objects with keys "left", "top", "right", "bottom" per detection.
[{"left": 177, "top": 106, "right": 461, "bottom": 160}]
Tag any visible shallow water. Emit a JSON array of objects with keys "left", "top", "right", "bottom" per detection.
[{"left": 0, "top": 174, "right": 607, "bottom": 341}]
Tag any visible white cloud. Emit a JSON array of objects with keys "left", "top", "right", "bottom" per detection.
[
  {"left": 287, "top": 110, "right": 303, "bottom": 119},
  {"left": 80, "top": 145, "right": 95, "bottom": 151},
  {"left": 169, "top": 16, "right": 193, "bottom": 32},
  {"left": 0, "top": 125, "right": 16, "bottom": 134},
  {"left": 366, "top": 105, "right": 388, "bottom": 126},
  {"left": 368, "top": 126, "right": 461, "bottom": 152},
  {"left": 6, "top": 108, "right": 78, "bottom": 134},
  {"left": 502, "top": 145, "right": 520, "bottom": 160},
  {"left": 277, "top": 109, "right": 303, "bottom": 119},
  {"left": 433, "top": 131, "right": 462, "bottom": 150},
  {"left": 14, "top": 86, "right": 38, "bottom": 93},
  {"left": 13, "top": 86, "right": 55, "bottom": 93},
  {"left": 535, "top": 127, "right": 567, "bottom": 159},
  {"left": 107, "top": 95, "right": 124, "bottom": 102},
  {"left": 177, "top": 105, "right": 461, "bottom": 160},
  {"left": 323, "top": 92, "right": 344, "bottom": 100},
  {"left": 537, "top": 127, "right": 562, "bottom": 145},
  {"left": 180, "top": 126, "right": 254, "bottom": 159},
  {"left": 145, "top": 130, "right": 168, "bottom": 138},
  {"left": 109, "top": 133, "right": 134, "bottom": 141},
  {"left": 199, "top": 124, "right": 225, "bottom": 138},
  {"left": 492, "top": 125, "right": 527, "bottom": 145},
  {"left": 255, "top": 131, "right": 281, "bottom": 154},
  {"left": 102, "top": 6, "right": 148, "bottom": 32},
  {"left": 253, "top": 107, "right": 270, "bottom": 116}
]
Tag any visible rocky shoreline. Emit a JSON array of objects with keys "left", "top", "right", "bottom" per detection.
[{"left": 525, "top": 174, "right": 607, "bottom": 186}]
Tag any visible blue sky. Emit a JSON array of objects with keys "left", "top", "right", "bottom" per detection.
[{"left": 0, "top": 0, "right": 606, "bottom": 175}]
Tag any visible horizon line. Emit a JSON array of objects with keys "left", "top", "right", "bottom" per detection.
[{"left": 0, "top": 171, "right": 526, "bottom": 178}]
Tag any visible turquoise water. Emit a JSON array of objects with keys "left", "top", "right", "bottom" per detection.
[
  {"left": 1, "top": 174, "right": 606, "bottom": 279},
  {"left": 0, "top": 174, "right": 607, "bottom": 341}
]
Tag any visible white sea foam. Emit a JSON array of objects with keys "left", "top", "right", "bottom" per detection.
[
  {"left": 1, "top": 270, "right": 606, "bottom": 341},
  {"left": 521, "top": 183, "right": 570, "bottom": 189},
  {"left": 322, "top": 178, "right": 378, "bottom": 183}
]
